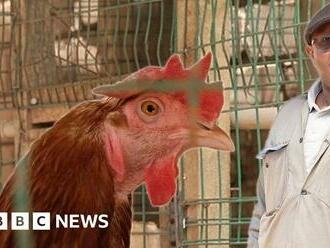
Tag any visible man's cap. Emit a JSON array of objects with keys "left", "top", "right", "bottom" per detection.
[{"left": 305, "top": 3, "right": 330, "bottom": 45}]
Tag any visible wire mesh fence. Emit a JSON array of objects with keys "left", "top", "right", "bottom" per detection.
[{"left": 0, "top": 0, "right": 327, "bottom": 247}]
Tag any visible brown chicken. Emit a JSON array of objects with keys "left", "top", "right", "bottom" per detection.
[{"left": 0, "top": 53, "right": 234, "bottom": 247}]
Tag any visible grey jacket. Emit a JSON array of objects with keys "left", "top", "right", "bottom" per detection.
[{"left": 248, "top": 94, "right": 330, "bottom": 248}]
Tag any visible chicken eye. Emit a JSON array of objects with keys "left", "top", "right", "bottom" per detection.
[{"left": 141, "top": 101, "right": 160, "bottom": 116}]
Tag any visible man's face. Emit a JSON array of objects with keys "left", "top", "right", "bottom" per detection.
[{"left": 306, "top": 23, "right": 330, "bottom": 87}]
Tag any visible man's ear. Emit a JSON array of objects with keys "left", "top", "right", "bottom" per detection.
[{"left": 305, "top": 45, "right": 314, "bottom": 58}]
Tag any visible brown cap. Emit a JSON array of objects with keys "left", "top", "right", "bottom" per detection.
[{"left": 305, "top": 3, "right": 330, "bottom": 45}]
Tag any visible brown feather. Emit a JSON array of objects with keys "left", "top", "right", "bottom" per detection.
[
  {"left": 0, "top": 98, "right": 132, "bottom": 247},
  {"left": 108, "top": 197, "right": 132, "bottom": 248}
]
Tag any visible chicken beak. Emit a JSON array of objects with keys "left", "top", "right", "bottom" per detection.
[{"left": 190, "top": 122, "right": 235, "bottom": 152}]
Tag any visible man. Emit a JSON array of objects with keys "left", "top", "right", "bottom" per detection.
[{"left": 248, "top": 4, "right": 330, "bottom": 248}]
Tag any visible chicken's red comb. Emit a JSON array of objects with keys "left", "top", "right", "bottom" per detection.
[
  {"left": 92, "top": 52, "right": 223, "bottom": 121},
  {"left": 162, "top": 52, "right": 211, "bottom": 81}
]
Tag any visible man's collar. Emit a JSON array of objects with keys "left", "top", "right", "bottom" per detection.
[
  {"left": 307, "top": 79, "right": 322, "bottom": 112},
  {"left": 307, "top": 79, "right": 330, "bottom": 113}
]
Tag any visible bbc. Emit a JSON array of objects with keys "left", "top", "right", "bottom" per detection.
[{"left": 0, "top": 212, "right": 50, "bottom": 230}]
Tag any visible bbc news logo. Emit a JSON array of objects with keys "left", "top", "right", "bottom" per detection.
[{"left": 0, "top": 212, "right": 110, "bottom": 230}]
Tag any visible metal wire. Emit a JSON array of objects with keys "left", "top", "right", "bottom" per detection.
[{"left": 0, "top": 0, "right": 326, "bottom": 247}]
